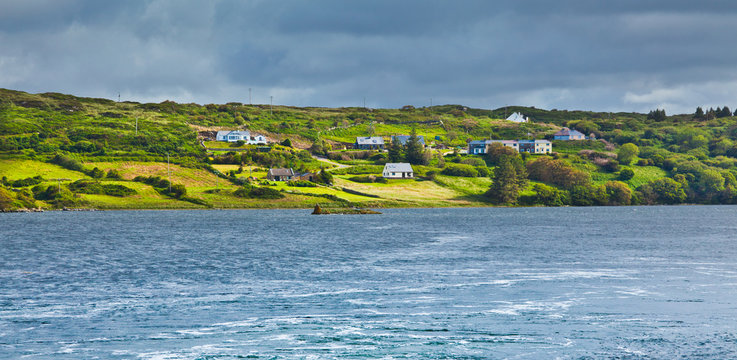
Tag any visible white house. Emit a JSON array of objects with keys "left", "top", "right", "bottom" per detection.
[
  {"left": 383, "top": 163, "right": 414, "bottom": 179},
  {"left": 553, "top": 127, "right": 586, "bottom": 140},
  {"left": 216, "top": 130, "right": 267, "bottom": 144},
  {"left": 506, "top": 112, "right": 529, "bottom": 123}
]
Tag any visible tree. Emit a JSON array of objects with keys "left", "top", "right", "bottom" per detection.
[
  {"left": 647, "top": 109, "right": 666, "bottom": 121},
  {"left": 387, "top": 136, "right": 404, "bottom": 162},
  {"left": 487, "top": 143, "right": 518, "bottom": 166},
  {"left": 532, "top": 183, "right": 568, "bottom": 206},
  {"left": 486, "top": 156, "right": 525, "bottom": 204},
  {"left": 404, "top": 128, "right": 425, "bottom": 165},
  {"left": 697, "top": 169, "right": 725, "bottom": 195},
  {"left": 642, "top": 178, "right": 687, "bottom": 204},
  {"left": 617, "top": 143, "right": 639, "bottom": 165},
  {"left": 315, "top": 169, "right": 333, "bottom": 185},
  {"left": 605, "top": 181, "right": 632, "bottom": 205},
  {"left": 280, "top": 138, "right": 292, "bottom": 147},
  {"left": 694, "top": 107, "right": 705, "bottom": 120},
  {"left": 721, "top": 106, "right": 732, "bottom": 118},
  {"left": 90, "top": 167, "right": 105, "bottom": 179}
]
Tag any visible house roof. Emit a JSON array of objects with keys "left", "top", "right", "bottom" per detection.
[
  {"left": 553, "top": 127, "right": 585, "bottom": 137},
  {"left": 383, "top": 163, "right": 413, "bottom": 173},
  {"left": 391, "top": 135, "right": 425, "bottom": 145},
  {"left": 268, "top": 168, "right": 294, "bottom": 176},
  {"left": 217, "top": 130, "right": 251, "bottom": 137},
  {"left": 356, "top": 136, "right": 384, "bottom": 145},
  {"left": 506, "top": 112, "right": 528, "bottom": 122},
  {"left": 518, "top": 139, "right": 551, "bottom": 144}
]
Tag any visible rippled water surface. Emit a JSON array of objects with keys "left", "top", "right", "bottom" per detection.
[{"left": 2, "top": 206, "right": 737, "bottom": 359}]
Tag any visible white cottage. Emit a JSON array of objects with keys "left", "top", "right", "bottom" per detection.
[
  {"left": 216, "top": 130, "right": 268, "bottom": 144},
  {"left": 382, "top": 163, "right": 414, "bottom": 179},
  {"left": 506, "top": 112, "right": 529, "bottom": 123}
]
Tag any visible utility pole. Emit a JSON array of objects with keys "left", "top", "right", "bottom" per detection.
[
  {"left": 167, "top": 153, "right": 171, "bottom": 193},
  {"left": 363, "top": 97, "right": 366, "bottom": 109},
  {"left": 430, "top": 98, "right": 433, "bottom": 107},
  {"left": 118, "top": 93, "right": 120, "bottom": 102},
  {"left": 50, "top": 178, "right": 70, "bottom": 193},
  {"left": 135, "top": 118, "right": 138, "bottom": 135}
]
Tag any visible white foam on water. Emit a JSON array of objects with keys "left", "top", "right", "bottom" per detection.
[
  {"left": 136, "top": 351, "right": 190, "bottom": 360},
  {"left": 614, "top": 287, "right": 653, "bottom": 296},
  {"left": 280, "top": 288, "right": 376, "bottom": 298},
  {"left": 335, "top": 326, "right": 365, "bottom": 336},
  {"left": 267, "top": 333, "right": 297, "bottom": 342},
  {"left": 212, "top": 318, "right": 258, "bottom": 327},
  {"left": 485, "top": 300, "right": 575, "bottom": 316}
]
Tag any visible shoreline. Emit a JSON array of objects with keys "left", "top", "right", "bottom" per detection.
[{"left": 0, "top": 203, "right": 724, "bottom": 213}]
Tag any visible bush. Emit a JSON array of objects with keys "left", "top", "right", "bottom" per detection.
[
  {"left": 348, "top": 175, "right": 387, "bottom": 183},
  {"left": 602, "top": 159, "right": 621, "bottom": 173},
  {"left": 68, "top": 180, "right": 137, "bottom": 197},
  {"left": 441, "top": 163, "right": 479, "bottom": 177},
  {"left": 476, "top": 166, "right": 490, "bottom": 177},
  {"left": 106, "top": 169, "right": 122, "bottom": 179},
  {"left": 287, "top": 180, "right": 317, "bottom": 187},
  {"left": 461, "top": 157, "right": 486, "bottom": 167},
  {"left": 619, "top": 168, "right": 635, "bottom": 181},
  {"left": 50, "top": 153, "right": 85, "bottom": 172},
  {"left": 233, "top": 185, "right": 284, "bottom": 199},
  {"left": 11, "top": 176, "right": 43, "bottom": 188}
]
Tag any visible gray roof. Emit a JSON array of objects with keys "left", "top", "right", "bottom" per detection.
[
  {"left": 391, "top": 135, "right": 425, "bottom": 145},
  {"left": 268, "top": 168, "right": 294, "bottom": 176},
  {"left": 356, "top": 136, "right": 384, "bottom": 145},
  {"left": 217, "top": 130, "right": 251, "bottom": 137},
  {"left": 383, "top": 163, "right": 413, "bottom": 173}
]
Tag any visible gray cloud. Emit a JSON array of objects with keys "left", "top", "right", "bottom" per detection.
[{"left": 1, "top": 0, "right": 736, "bottom": 113}]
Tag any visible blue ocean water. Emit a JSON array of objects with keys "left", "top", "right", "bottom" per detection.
[{"left": 1, "top": 206, "right": 737, "bottom": 359}]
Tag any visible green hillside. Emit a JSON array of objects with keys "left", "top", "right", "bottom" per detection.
[{"left": 1, "top": 88, "right": 736, "bottom": 211}]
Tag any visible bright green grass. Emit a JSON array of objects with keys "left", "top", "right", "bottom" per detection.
[
  {"left": 211, "top": 164, "right": 268, "bottom": 179},
  {"left": 0, "top": 159, "right": 89, "bottom": 181},
  {"left": 624, "top": 165, "right": 668, "bottom": 188},
  {"left": 433, "top": 175, "right": 492, "bottom": 196},
  {"left": 80, "top": 181, "right": 205, "bottom": 209}
]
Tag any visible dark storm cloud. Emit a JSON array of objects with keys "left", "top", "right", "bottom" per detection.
[{"left": 1, "top": 0, "right": 737, "bottom": 112}]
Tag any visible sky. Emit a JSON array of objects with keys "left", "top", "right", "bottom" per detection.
[{"left": 1, "top": 0, "right": 736, "bottom": 114}]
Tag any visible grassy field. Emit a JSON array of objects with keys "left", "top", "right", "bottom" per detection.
[
  {"left": 81, "top": 181, "right": 204, "bottom": 209},
  {"left": 0, "top": 159, "right": 89, "bottom": 181},
  {"left": 86, "top": 161, "right": 220, "bottom": 187},
  {"left": 211, "top": 164, "right": 268, "bottom": 179}
]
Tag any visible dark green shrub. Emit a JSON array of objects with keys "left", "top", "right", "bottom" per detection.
[
  {"left": 476, "top": 166, "right": 490, "bottom": 177},
  {"left": 287, "top": 180, "right": 316, "bottom": 187},
  {"left": 441, "top": 163, "right": 478, "bottom": 177},
  {"left": 233, "top": 185, "right": 284, "bottom": 199},
  {"left": 619, "top": 168, "right": 635, "bottom": 181},
  {"left": 11, "top": 176, "right": 43, "bottom": 187}
]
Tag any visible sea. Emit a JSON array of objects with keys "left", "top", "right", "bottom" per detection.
[{"left": 1, "top": 206, "right": 737, "bottom": 359}]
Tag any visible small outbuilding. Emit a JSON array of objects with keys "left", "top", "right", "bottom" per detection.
[{"left": 382, "top": 163, "right": 414, "bottom": 179}]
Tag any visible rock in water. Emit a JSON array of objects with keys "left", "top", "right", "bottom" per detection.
[{"left": 312, "top": 204, "right": 323, "bottom": 214}]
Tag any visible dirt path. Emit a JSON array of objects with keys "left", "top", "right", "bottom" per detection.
[{"left": 313, "top": 155, "right": 350, "bottom": 169}]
